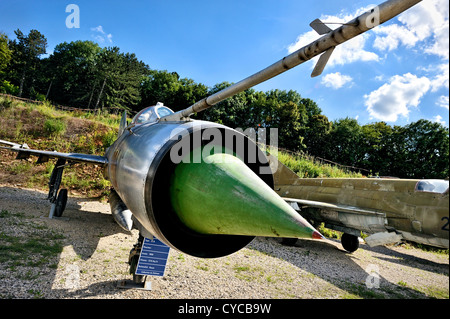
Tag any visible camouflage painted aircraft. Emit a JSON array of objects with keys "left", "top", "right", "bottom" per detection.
[{"left": 269, "top": 155, "right": 449, "bottom": 252}]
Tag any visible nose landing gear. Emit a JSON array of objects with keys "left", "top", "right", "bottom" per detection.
[
  {"left": 48, "top": 158, "right": 69, "bottom": 218},
  {"left": 128, "top": 234, "right": 146, "bottom": 284}
]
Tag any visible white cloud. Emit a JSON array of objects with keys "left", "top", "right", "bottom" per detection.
[
  {"left": 364, "top": 73, "right": 431, "bottom": 122},
  {"left": 437, "top": 95, "right": 449, "bottom": 110},
  {"left": 287, "top": 30, "right": 317, "bottom": 54},
  {"left": 321, "top": 72, "right": 353, "bottom": 89},
  {"left": 431, "top": 63, "right": 449, "bottom": 92},
  {"left": 373, "top": 0, "right": 449, "bottom": 59},
  {"left": 91, "top": 25, "right": 104, "bottom": 33},
  {"left": 398, "top": 0, "right": 448, "bottom": 40},
  {"left": 331, "top": 34, "right": 379, "bottom": 66},
  {"left": 91, "top": 25, "right": 113, "bottom": 44},
  {"left": 373, "top": 24, "right": 419, "bottom": 51},
  {"left": 287, "top": 5, "right": 379, "bottom": 67},
  {"left": 432, "top": 115, "right": 447, "bottom": 126},
  {"left": 425, "top": 22, "right": 449, "bottom": 59}
]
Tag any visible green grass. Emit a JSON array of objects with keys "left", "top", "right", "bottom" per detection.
[
  {"left": 44, "top": 118, "right": 66, "bottom": 136},
  {"left": 276, "top": 151, "right": 363, "bottom": 178},
  {"left": 0, "top": 210, "right": 65, "bottom": 269},
  {"left": 0, "top": 209, "right": 65, "bottom": 298},
  {"left": 0, "top": 96, "right": 117, "bottom": 197}
]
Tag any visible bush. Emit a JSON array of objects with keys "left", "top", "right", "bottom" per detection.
[
  {"left": 101, "top": 130, "right": 118, "bottom": 149},
  {"left": 44, "top": 118, "right": 66, "bottom": 136},
  {"left": 35, "top": 93, "right": 46, "bottom": 101},
  {"left": 0, "top": 80, "right": 19, "bottom": 95}
]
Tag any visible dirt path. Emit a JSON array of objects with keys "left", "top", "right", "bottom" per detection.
[{"left": 0, "top": 185, "right": 448, "bottom": 300}]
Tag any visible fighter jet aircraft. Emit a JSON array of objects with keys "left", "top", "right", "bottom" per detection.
[
  {"left": 269, "top": 156, "right": 449, "bottom": 252},
  {"left": 0, "top": 0, "right": 426, "bottom": 281}
]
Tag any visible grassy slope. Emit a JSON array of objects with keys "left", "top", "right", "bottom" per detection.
[
  {"left": 276, "top": 151, "right": 362, "bottom": 178},
  {"left": 0, "top": 95, "right": 361, "bottom": 198},
  {"left": 0, "top": 96, "right": 119, "bottom": 197}
]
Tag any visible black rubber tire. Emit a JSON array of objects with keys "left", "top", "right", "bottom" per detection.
[
  {"left": 54, "top": 189, "right": 68, "bottom": 217},
  {"left": 341, "top": 233, "right": 359, "bottom": 253}
]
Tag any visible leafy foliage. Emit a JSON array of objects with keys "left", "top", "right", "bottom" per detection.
[
  {"left": 6, "top": 29, "right": 47, "bottom": 98},
  {"left": 139, "top": 70, "right": 208, "bottom": 112}
]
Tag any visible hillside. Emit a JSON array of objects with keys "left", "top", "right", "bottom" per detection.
[
  {"left": 0, "top": 95, "right": 361, "bottom": 197},
  {"left": 0, "top": 96, "right": 118, "bottom": 197}
]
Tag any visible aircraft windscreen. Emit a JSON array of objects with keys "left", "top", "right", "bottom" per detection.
[
  {"left": 133, "top": 108, "right": 157, "bottom": 124},
  {"left": 157, "top": 107, "right": 173, "bottom": 118},
  {"left": 132, "top": 106, "right": 174, "bottom": 124},
  {"left": 415, "top": 180, "right": 449, "bottom": 194}
]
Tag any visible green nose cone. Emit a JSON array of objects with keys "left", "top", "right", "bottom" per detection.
[{"left": 170, "top": 152, "right": 323, "bottom": 240}]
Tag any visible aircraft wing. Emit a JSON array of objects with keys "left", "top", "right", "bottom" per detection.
[
  {"left": 0, "top": 139, "right": 107, "bottom": 165},
  {"left": 282, "top": 197, "right": 387, "bottom": 236},
  {"left": 282, "top": 197, "right": 386, "bottom": 217}
]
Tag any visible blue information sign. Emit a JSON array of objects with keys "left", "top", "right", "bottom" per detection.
[{"left": 135, "top": 237, "right": 170, "bottom": 277}]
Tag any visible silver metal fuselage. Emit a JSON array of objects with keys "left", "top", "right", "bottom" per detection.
[
  {"left": 104, "top": 119, "right": 273, "bottom": 257},
  {"left": 105, "top": 120, "right": 187, "bottom": 238}
]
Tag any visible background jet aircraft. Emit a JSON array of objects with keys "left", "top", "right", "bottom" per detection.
[
  {"left": 0, "top": 0, "right": 426, "bottom": 281},
  {"left": 269, "top": 156, "right": 449, "bottom": 252}
]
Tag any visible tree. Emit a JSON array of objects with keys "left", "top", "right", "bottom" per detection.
[
  {"left": 301, "top": 97, "right": 322, "bottom": 119},
  {"left": 8, "top": 29, "right": 47, "bottom": 97},
  {"left": 199, "top": 82, "right": 252, "bottom": 128},
  {"left": 45, "top": 42, "right": 149, "bottom": 111},
  {"left": 0, "top": 32, "right": 12, "bottom": 77},
  {"left": 45, "top": 40, "right": 101, "bottom": 107},
  {"left": 324, "top": 118, "right": 364, "bottom": 167},
  {"left": 390, "top": 120, "right": 449, "bottom": 178},
  {"left": 139, "top": 70, "right": 207, "bottom": 113},
  {"left": 303, "top": 114, "right": 332, "bottom": 157},
  {"left": 261, "top": 97, "right": 307, "bottom": 151},
  {"left": 199, "top": 87, "right": 310, "bottom": 150},
  {"left": 360, "top": 122, "right": 393, "bottom": 175},
  {"left": 93, "top": 47, "right": 149, "bottom": 111}
]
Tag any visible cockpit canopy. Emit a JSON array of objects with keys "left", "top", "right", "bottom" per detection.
[
  {"left": 131, "top": 102, "right": 174, "bottom": 125},
  {"left": 415, "top": 179, "right": 449, "bottom": 194}
]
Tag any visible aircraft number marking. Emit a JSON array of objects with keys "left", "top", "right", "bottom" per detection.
[{"left": 442, "top": 217, "right": 449, "bottom": 231}]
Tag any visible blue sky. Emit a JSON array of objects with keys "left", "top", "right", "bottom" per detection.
[{"left": 0, "top": 0, "right": 448, "bottom": 127}]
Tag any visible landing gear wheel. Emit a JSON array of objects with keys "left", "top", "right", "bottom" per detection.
[
  {"left": 341, "top": 233, "right": 359, "bottom": 253},
  {"left": 54, "top": 189, "right": 68, "bottom": 217}
]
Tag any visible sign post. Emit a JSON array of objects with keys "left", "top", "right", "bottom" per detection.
[
  {"left": 117, "top": 237, "right": 170, "bottom": 290},
  {"left": 135, "top": 237, "right": 170, "bottom": 277}
]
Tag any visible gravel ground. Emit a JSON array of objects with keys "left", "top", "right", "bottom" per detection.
[{"left": 0, "top": 185, "right": 448, "bottom": 300}]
